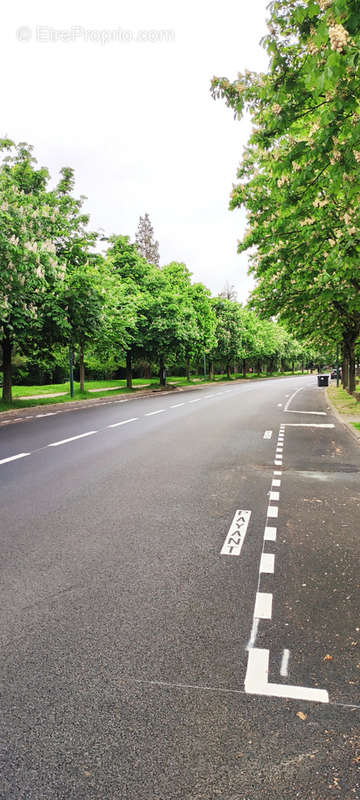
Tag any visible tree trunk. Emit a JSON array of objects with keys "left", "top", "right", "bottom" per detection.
[
  {"left": 79, "top": 344, "right": 85, "bottom": 392},
  {"left": 186, "top": 356, "right": 191, "bottom": 381},
  {"left": 159, "top": 355, "right": 166, "bottom": 387},
  {"left": 2, "top": 333, "right": 12, "bottom": 403},
  {"left": 226, "top": 363, "right": 231, "bottom": 380},
  {"left": 209, "top": 360, "right": 214, "bottom": 381},
  {"left": 292, "top": 360, "right": 295, "bottom": 374},
  {"left": 126, "top": 351, "right": 132, "bottom": 389},
  {"left": 242, "top": 358, "right": 247, "bottom": 378},
  {"left": 344, "top": 337, "right": 356, "bottom": 394},
  {"left": 257, "top": 359, "right": 262, "bottom": 374}
]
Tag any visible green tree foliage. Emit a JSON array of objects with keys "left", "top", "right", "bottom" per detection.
[
  {"left": 135, "top": 212, "right": 160, "bottom": 266},
  {"left": 212, "top": 0, "right": 360, "bottom": 392}
]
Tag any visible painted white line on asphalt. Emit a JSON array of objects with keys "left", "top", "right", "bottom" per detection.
[
  {"left": 276, "top": 445, "right": 283, "bottom": 451},
  {"left": 277, "top": 403, "right": 282, "bottom": 407},
  {"left": 272, "top": 479, "right": 281, "bottom": 488},
  {"left": 145, "top": 409, "right": 165, "bottom": 416},
  {"left": 221, "top": 510, "right": 251, "bottom": 556},
  {"left": 36, "top": 412, "right": 56, "bottom": 417},
  {"left": 285, "top": 409, "right": 327, "bottom": 416},
  {"left": 280, "top": 649, "right": 290, "bottom": 677},
  {"left": 189, "top": 398, "right": 201, "bottom": 403},
  {"left": 247, "top": 618, "right": 260, "bottom": 651},
  {"left": 203, "top": 394, "right": 213, "bottom": 398},
  {"left": 274, "top": 460, "right": 283, "bottom": 466},
  {"left": 273, "top": 470, "right": 282, "bottom": 476},
  {"left": 264, "top": 526, "right": 277, "bottom": 541},
  {"left": 0, "top": 452, "right": 31, "bottom": 465},
  {"left": 284, "top": 386, "right": 304, "bottom": 412},
  {"left": 264, "top": 430, "right": 272, "bottom": 439},
  {"left": 284, "top": 423, "right": 334, "bottom": 428},
  {"left": 269, "top": 491, "right": 279, "bottom": 502},
  {"left": 170, "top": 402, "right": 185, "bottom": 408},
  {"left": 260, "top": 553, "right": 275, "bottom": 574},
  {"left": 107, "top": 417, "right": 138, "bottom": 428},
  {"left": 267, "top": 506, "right": 278, "bottom": 518},
  {"left": 244, "top": 648, "right": 329, "bottom": 703},
  {"left": 254, "top": 592, "right": 272, "bottom": 619},
  {"left": 48, "top": 431, "right": 97, "bottom": 447},
  {"left": 115, "top": 399, "right": 128, "bottom": 403}
]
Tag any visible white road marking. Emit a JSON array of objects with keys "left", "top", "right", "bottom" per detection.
[
  {"left": 203, "top": 394, "right": 213, "bottom": 398},
  {"left": 107, "top": 417, "right": 138, "bottom": 428},
  {"left": 170, "top": 403, "right": 185, "bottom": 408},
  {"left": 115, "top": 399, "right": 128, "bottom": 403},
  {"left": 264, "top": 526, "right": 277, "bottom": 541},
  {"left": 273, "top": 470, "right": 282, "bottom": 476},
  {"left": 48, "top": 431, "right": 97, "bottom": 447},
  {"left": 254, "top": 592, "right": 272, "bottom": 619},
  {"left": 221, "top": 510, "right": 251, "bottom": 556},
  {"left": 269, "top": 491, "right": 279, "bottom": 502},
  {"left": 36, "top": 412, "right": 56, "bottom": 417},
  {"left": 189, "top": 398, "right": 201, "bottom": 403},
  {"left": 284, "top": 423, "right": 334, "bottom": 428},
  {"left": 145, "top": 409, "right": 165, "bottom": 416},
  {"left": 284, "top": 386, "right": 304, "bottom": 412},
  {"left": 267, "top": 506, "right": 278, "bottom": 518},
  {"left": 260, "top": 553, "right": 275, "bottom": 574},
  {"left": 274, "top": 460, "right": 283, "bottom": 466},
  {"left": 277, "top": 403, "right": 282, "bottom": 407},
  {"left": 285, "top": 410, "right": 327, "bottom": 416},
  {"left": 272, "top": 479, "right": 281, "bottom": 487},
  {"left": 264, "top": 430, "right": 273, "bottom": 439},
  {"left": 245, "top": 648, "right": 329, "bottom": 703},
  {"left": 0, "top": 452, "right": 31, "bottom": 465},
  {"left": 280, "top": 649, "right": 290, "bottom": 677},
  {"left": 247, "top": 618, "right": 260, "bottom": 651}
]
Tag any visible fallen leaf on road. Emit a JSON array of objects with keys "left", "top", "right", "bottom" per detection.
[
  {"left": 324, "top": 654, "right": 334, "bottom": 661},
  {"left": 296, "top": 711, "right": 308, "bottom": 720}
]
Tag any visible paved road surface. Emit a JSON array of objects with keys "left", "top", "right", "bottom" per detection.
[{"left": 1, "top": 376, "right": 359, "bottom": 799}]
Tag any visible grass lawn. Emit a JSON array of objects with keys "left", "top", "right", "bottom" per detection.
[
  {"left": 352, "top": 422, "right": 360, "bottom": 431},
  {"left": 327, "top": 382, "right": 360, "bottom": 417},
  {"left": 0, "top": 370, "right": 310, "bottom": 413}
]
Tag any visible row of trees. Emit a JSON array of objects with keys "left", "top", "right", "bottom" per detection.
[
  {"left": 0, "top": 139, "right": 320, "bottom": 403},
  {"left": 212, "top": 0, "right": 360, "bottom": 393}
]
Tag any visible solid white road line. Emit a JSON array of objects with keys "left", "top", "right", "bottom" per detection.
[
  {"left": 245, "top": 648, "right": 329, "bottom": 703},
  {"left": 189, "top": 398, "right": 201, "bottom": 403},
  {"left": 107, "top": 418, "right": 138, "bottom": 428},
  {"left": 260, "top": 553, "right": 275, "bottom": 574},
  {"left": 170, "top": 403, "right": 185, "bottom": 408},
  {"left": 221, "top": 510, "right": 251, "bottom": 556},
  {"left": 267, "top": 506, "right": 278, "bottom": 518},
  {"left": 48, "top": 431, "right": 97, "bottom": 447},
  {"left": 285, "top": 410, "right": 327, "bottom": 416},
  {"left": 280, "top": 649, "right": 290, "bottom": 677},
  {"left": 284, "top": 386, "right": 304, "bottom": 412},
  {"left": 0, "top": 452, "right": 31, "bottom": 465},
  {"left": 264, "top": 430, "right": 272, "bottom": 439},
  {"left": 284, "top": 423, "right": 334, "bottom": 428},
  {"left": 254, "top": 592, "right": 273, "bottom": 619},
  {"left": 264, "top": 526, "right": 277, "bottom": 541},
  {"left": 145, "top": 409, "right": 165, "bottom": 416}
]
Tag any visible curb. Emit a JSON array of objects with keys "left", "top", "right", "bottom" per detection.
[{"left": 325, "top": 387, "right": 360, "bottom": 444}]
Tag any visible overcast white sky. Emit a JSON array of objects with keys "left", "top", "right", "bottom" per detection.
[{"left": 2, "top": 0, "right": 270, "bottom": 303}]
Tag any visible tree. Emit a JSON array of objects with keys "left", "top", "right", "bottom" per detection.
[
  {"left": 212, "top": 0, "right": 360, "bottom": 392},
  {"left": 219, "top": 281, "right": 237, "bottom": 301},
  {"left": 0, "top": 140, "right": 68, "bottom": 402},
  {"left": 135, "top": 212, "right": 160, "bottom": 266}
]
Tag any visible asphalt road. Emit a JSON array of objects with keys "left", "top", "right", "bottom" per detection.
[{"left": 1, "top": 376, "right": 359, "bottom": 799}]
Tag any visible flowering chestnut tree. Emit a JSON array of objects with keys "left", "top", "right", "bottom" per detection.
[{"left": 212, "top": 0, "right": 360, "bottom": 391}]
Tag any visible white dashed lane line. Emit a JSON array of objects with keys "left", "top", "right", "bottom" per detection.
[
  {"left": 170, "top": 403, "right": 185, "bottom": 408},
  {"left": 145, "top": 409, "right": 165, "bottom": 416},
  {"left": 0, "top": 452, "right": 31, "bottom": 465},
  {"left": 107, "top": 418, "right": 138, "bottom": 428},
  {"left": 48, "top": 431, "right": 98, "bottom": 447}
]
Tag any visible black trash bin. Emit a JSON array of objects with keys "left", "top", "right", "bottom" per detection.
[{"left": 317, "top": 374, "right": 329, "bottom": 387}]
